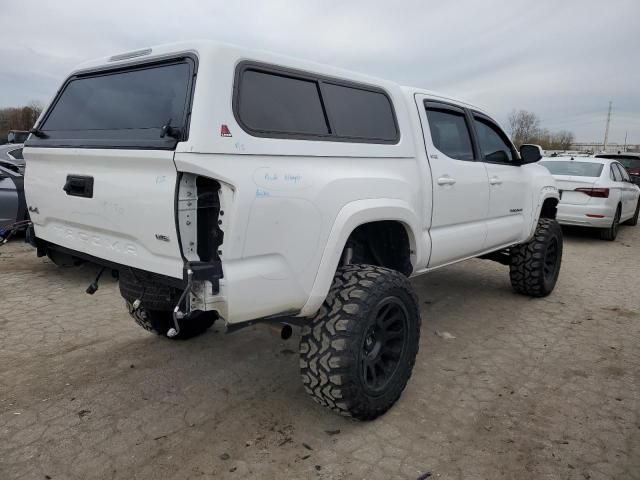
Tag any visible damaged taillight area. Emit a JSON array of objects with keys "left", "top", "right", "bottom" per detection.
[
  {"left": 176, "top": 173, "right": 225, "bottom": 297},
  {"left": 177, "top": 174, "right": 224, "bottom": 262}
]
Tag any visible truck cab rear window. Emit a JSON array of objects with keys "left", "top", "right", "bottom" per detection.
[
  {"left": 234, "top": 64, "right": 399, "bottom": 144},
  {"left": 30, "top": 59, "right": 195, "bottom": 149}
]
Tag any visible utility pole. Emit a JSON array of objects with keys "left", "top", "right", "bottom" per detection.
[
  {"left": 623, "top": 131, "right": 628, "bottom": 153},
  {"left": 603, "top": 100, "right": 612, "bottom": 152}
]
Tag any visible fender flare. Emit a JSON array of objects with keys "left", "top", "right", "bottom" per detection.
[
  {"left": 298, "top": 198, "right": 424, "bottom": 317},
  {"left": 527, "top": 186, "right": 560, "bottom": 240}
]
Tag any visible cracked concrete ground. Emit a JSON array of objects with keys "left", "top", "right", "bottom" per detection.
[{"left": 0, "top": 225, "right": 638, "bottom": 480}]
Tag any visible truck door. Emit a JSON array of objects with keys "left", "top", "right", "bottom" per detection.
[
  {"left": 415, "top": 96, "right": 490, "bottom": 267},
  {"left": 469, "top": 112, "right": 530, "bottom": 249}
]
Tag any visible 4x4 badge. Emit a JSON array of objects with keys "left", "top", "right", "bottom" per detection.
[{"left": 221, "top": 124, "right": 232, "bottom": 137}]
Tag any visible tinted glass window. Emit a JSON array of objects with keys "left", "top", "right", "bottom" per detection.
[
  {"left": 540, "top": 161, "right": 604, "bottom": 177},
  {"left": 473, "top": 118, "right": 513, "bottom": 162},
  {"left": 322, "top": 83, "right": 397, "bottom": 140},
  {"left": 237, "top": 70, "right": 329, "bottom": 135},
  {"left": 44, "top": 63, "right": 191, "bottom": 131},
  {"left": 425, "top": 108, "right": 474, "bottom": 161},
  {"left": 32, "top": 60, "right": 194, "bottom": 149},
  {"left": 617, "top": 158, "right": 640, "bottom": 170}
]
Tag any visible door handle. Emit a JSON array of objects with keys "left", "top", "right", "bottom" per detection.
[
  {"left": 489, "top": 176, "right": 502, "bottom": 185},
  {"left": 437, "top": 176, "right": 457, "bottom": 186},
  {"left": 63, "top": 175, "right": 94, "bottom": 198}
]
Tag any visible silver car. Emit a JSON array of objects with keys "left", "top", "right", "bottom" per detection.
[
  {"left": 539, "top": 156, "right": 640, "bottom": 240},
  {"left": 0, "top": 144, "right": 27, "bottom": 234}
]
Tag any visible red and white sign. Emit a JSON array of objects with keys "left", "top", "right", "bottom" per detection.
[{"left": 220, "top": 124, "right": 232, "bottom": 137}]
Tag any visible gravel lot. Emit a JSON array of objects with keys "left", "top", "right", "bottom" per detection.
[{"left": 0, "top": 226, "right": 638, "bottom": 480}]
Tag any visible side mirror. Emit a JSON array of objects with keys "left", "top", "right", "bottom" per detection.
[{"left": 519, "top": 144, "right": 543, "bottom": 164}]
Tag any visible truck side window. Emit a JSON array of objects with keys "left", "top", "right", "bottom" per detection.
[
  {"left": 425, "top": 108, "right": 474, "bottom": 161},
  {"left": 234, "top": 64, "right": 399, "bottom": 143},
  {"left": 238, "top": 70, "right": 330, "bottom": 135},
  {"left": 321, "top": 83, "right": 397, "bottom": 141},
  {"left": 473, "top": 117, "right": 514, "bottom": 163}
]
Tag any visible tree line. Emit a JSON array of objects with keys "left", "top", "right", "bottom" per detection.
[
  {"left": 0, "top": 102, "right": 43, "bottom": 143},
  {"left": 508, "top": 109, "right": 574, "bottom": 150}
]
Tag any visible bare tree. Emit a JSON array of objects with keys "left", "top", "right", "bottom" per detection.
[
  {"left": 508, "top": 109, "right": 575, "bottom": 151},
  {"left": 0, "top": 100, "right": 44, "bottom": 142},
  {"left": 508, "top": 109, "right": 541, "bottom": 147}
]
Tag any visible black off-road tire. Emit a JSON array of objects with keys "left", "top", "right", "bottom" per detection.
[
  {"left": 624, "top": 200, "right": 639, "bottom": 226},
  {"left": 510, "top": 218, "right": 563, "bottom": 297},
  {"left": 126, "top": 303, "right": 217, "bottom": 340},
  {"left": 299, "top": 264, "right": 421, "bottom": 420},
  {"left": 600, "top": 206, "right": 621, "bottom": 241},
  {"left": 119, "top": 269, "right": 215, "bottom": 339}
]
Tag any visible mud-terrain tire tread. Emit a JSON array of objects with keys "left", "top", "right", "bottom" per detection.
[
  {"left": 119, "top": 269, "right": 215, "bottom": 339},
  {"left": 510, "top": 218, "right": 563, "bottom": 297},
  {"left": 299, "top": 264, "right": 421, "bottom": 420},
  {"left": 119, "top": 269, "right": 182, "bottom": 311},
  {"left": 125, "top": 303, "right": 216, "bottom": 340},
  {"left": 624, "top": 200, "right": 639, "bottom": 226}
]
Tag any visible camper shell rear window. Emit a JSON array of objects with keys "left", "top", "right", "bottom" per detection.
[
  {"left": 233, "top": 62, "right": 399, "bottom": 144},
  {"left": 26, "top": 56, "right": 197, "bottom": 150}
]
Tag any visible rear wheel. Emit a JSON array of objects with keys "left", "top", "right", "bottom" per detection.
[
  {"left": 119, "top": 269, "right": 215, "bottom": 339},
  {"left": 624, "top": 200, "right": 639, "bottom": 226},
  {"left": 126, "top": 303, "right": 216, "bottom": 340},
  {"left": 600, "top": 206, "right": 621, "bottom": 241},
  {"left": 510, "top": 218, "right": 563, "bottom": 297},
  {"left": 299, "top": 265, "right": 421, "bottom": 420}
]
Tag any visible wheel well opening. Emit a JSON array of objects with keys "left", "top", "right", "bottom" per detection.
[
  {"left": 341, "top": 221, "right": 413, "bottom": 276},
  {"left": 540, "top": 198, "right": 559, "bottom": 220}
]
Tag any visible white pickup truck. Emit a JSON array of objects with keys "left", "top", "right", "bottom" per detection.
[{"left": 24, "top": 41, "right": 562, "bottom": 420}]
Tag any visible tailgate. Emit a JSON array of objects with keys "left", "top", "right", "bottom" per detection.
[
  {"left": 22, "top": 55, "right": 197, "bottom": 279},
  {"left": 25, "top": 148, "right": 184, "bottom": 278}
]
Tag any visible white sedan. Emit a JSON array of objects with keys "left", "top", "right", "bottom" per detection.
[{"left": 539, "top": 156, "right": 640, "bottom": 240}]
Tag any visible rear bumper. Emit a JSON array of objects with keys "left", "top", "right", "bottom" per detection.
[
  {"left": 30, "top": 232, "right": 224, "bottom": 290},
  {"left": 556, "top": 203, "right": 613, "bottom": 228},
  {"left": 30, "top": 229, "right": 305, "bottom": 324}
]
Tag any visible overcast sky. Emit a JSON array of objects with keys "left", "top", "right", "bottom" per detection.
[{"left": 1, "top": 0, "right": 638, "bottom": 143}]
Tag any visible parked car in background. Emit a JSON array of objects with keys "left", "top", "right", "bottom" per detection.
[
  {"left": 7, "top": 130, "right": 30, "bottom": 144},
  {"left": 540, "top": 156, "right": 640, "bottom": 240},
  {"left": 0, "top": 162, "right": 27, "bottom": 234},
  {"left": 0, "top": 143, "right": 26, "bottom": 175},
  {"left": 595, "top": 152, "right": 640, "bottom": 185}
]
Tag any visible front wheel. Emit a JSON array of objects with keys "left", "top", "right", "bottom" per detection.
[
  {"left": 299, "top": 265, "right": 421, "bottom": 420},
  {"left": 510, "top": 218, "right": 563, "bottom": 297}
]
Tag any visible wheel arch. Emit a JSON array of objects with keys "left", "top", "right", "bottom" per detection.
[
  {"left": 526, "top": 187, "right": 560, "bottom": 240},
  {"left": 298, "top": 199, "right": 424, "bottom": 317}
]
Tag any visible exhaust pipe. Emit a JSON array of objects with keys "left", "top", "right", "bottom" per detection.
[{"left": 266, "top": 323, "right": 293, "bottom": 340}]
